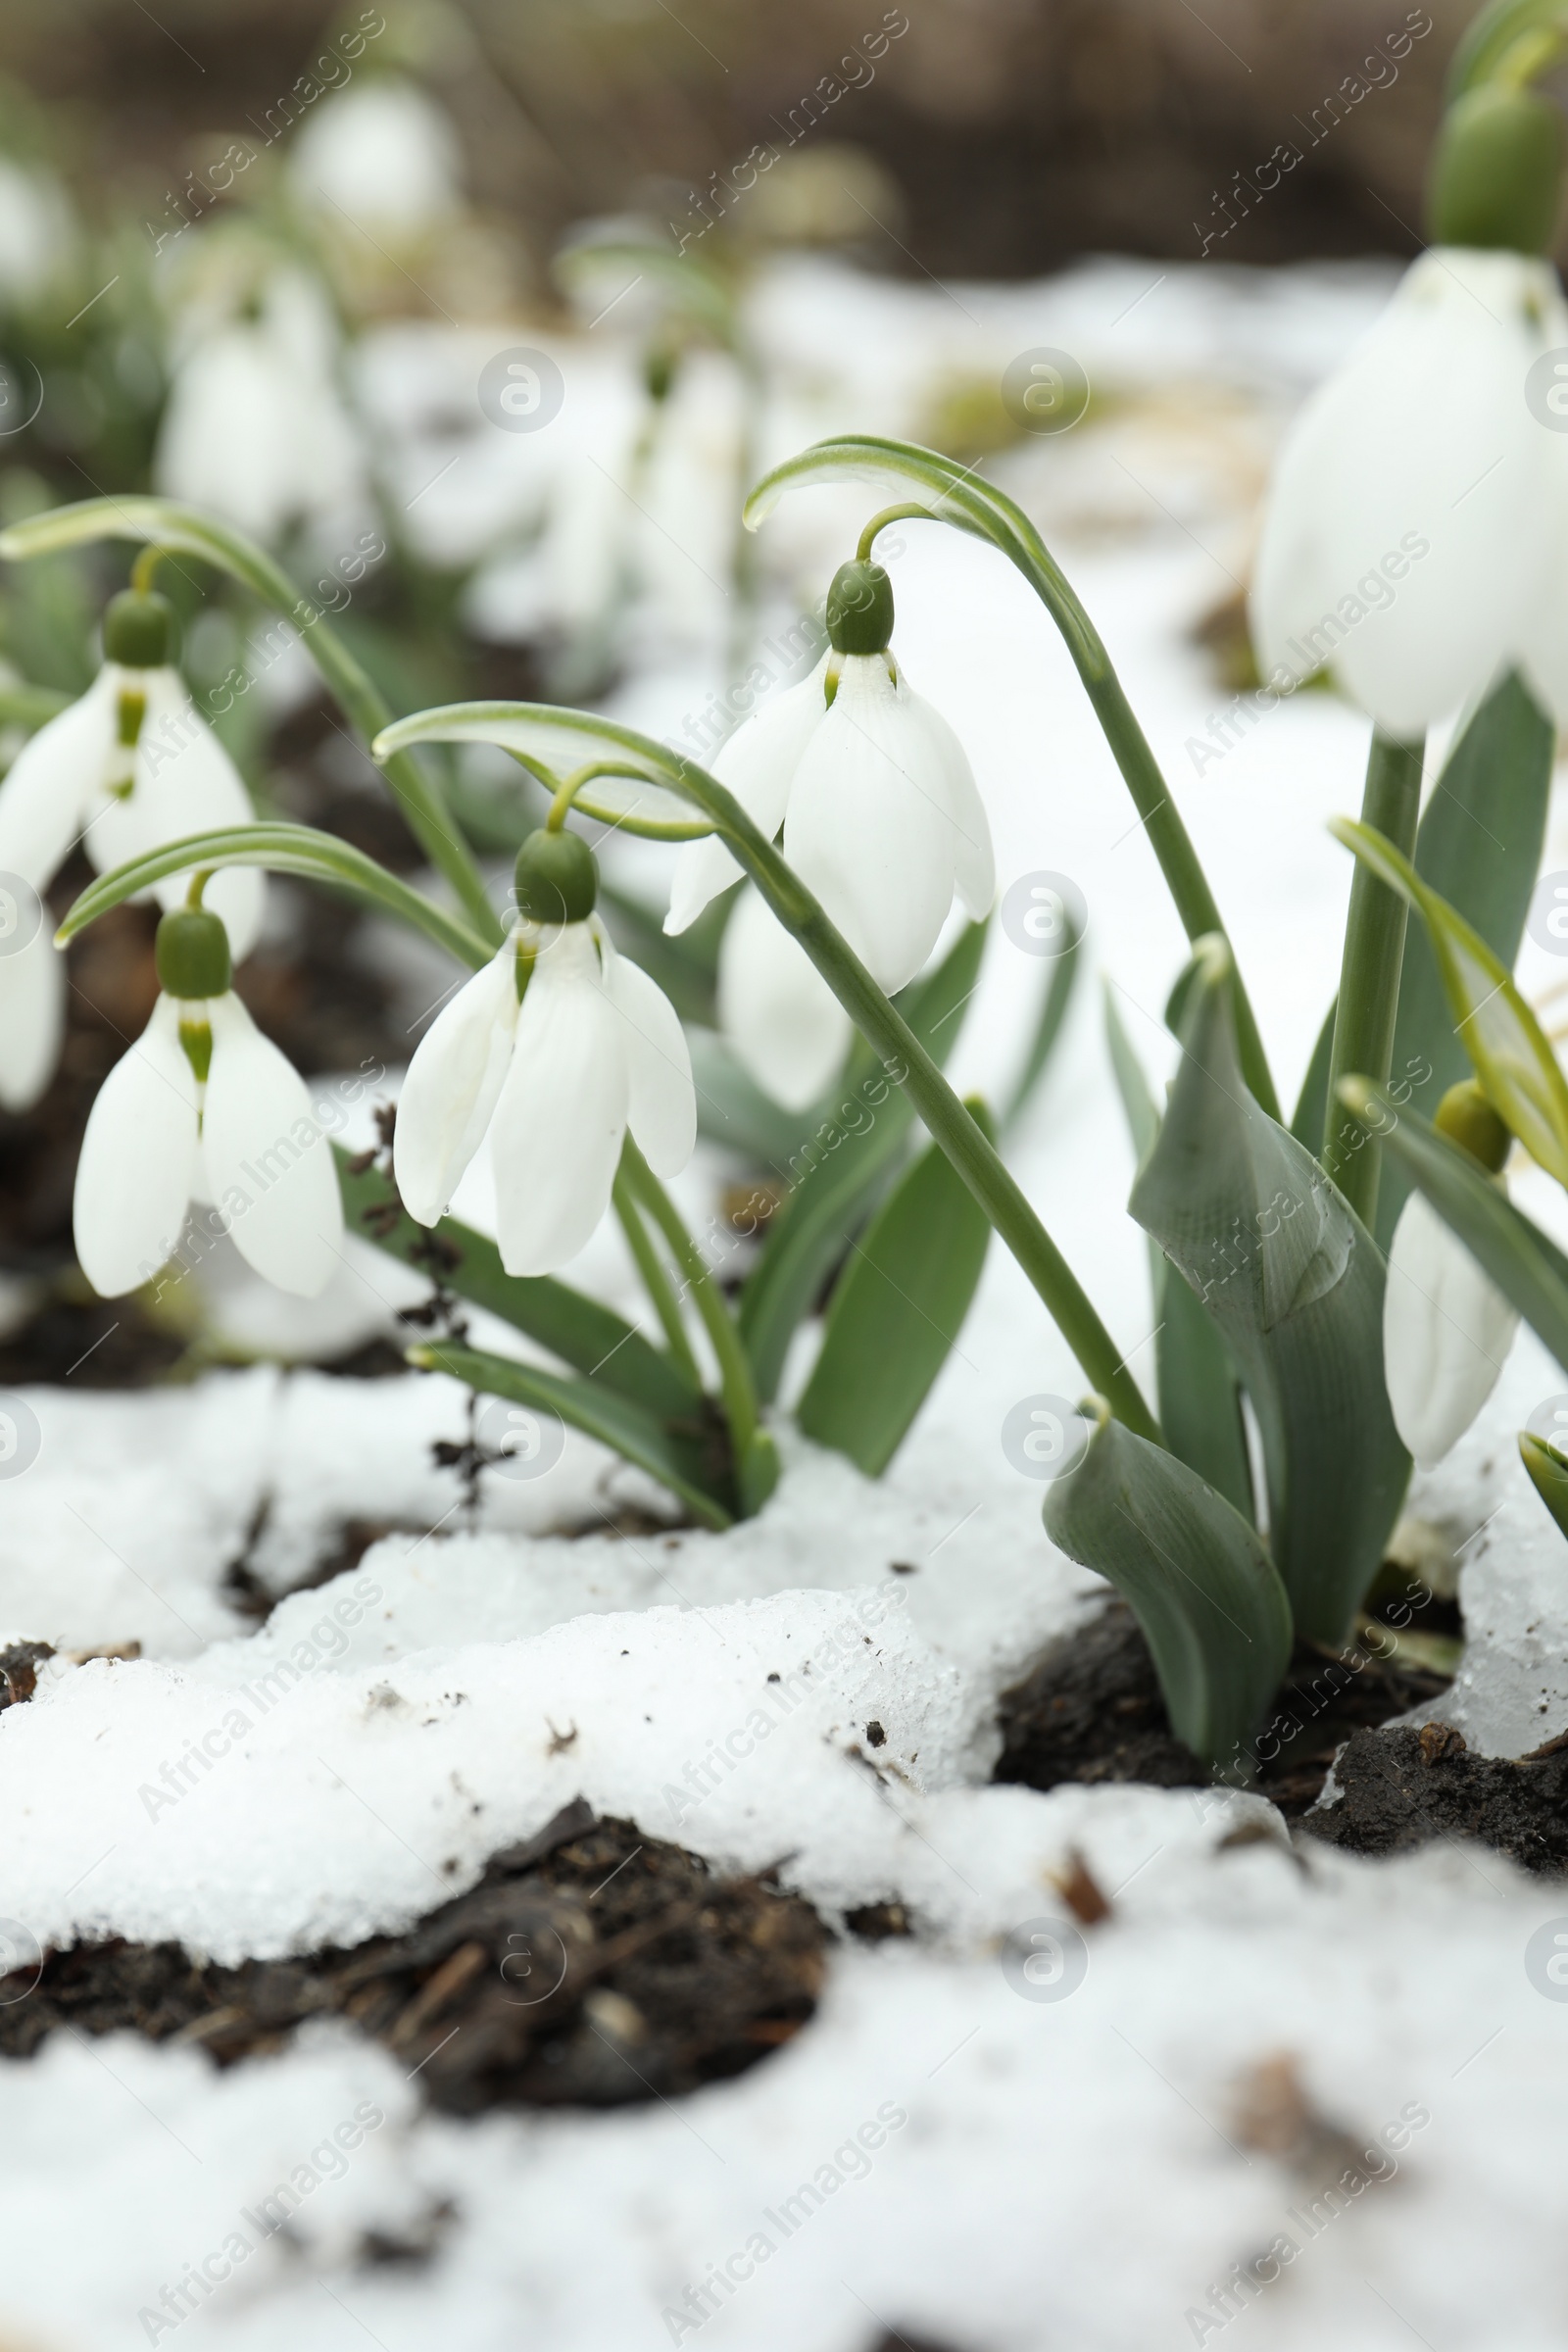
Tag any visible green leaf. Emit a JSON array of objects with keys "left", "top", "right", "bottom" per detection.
[
  {"left": 1377, "top": 669, "right": 1553, "bottom": 1243},
  {"left": 1042, "top": 1399, "right": 1292, "bottom": 1779},
  {"left": 1333, "top": 814, "right": 1568, "bottom": 1186},
  {"left": 1102, "top": 986, "right": 1252, "bottom": 1520},
  {"left": 335, "top": 1149, "right": 700, "bottom": 1422},
  {"left": 1337, "top": 1079, "right": 1568, "bottom": 1370},
  {"left": 1520, "top": 1431, "right": 1568, "bottom": 1544},
  {"left": 797, "top": 1100, "right": 995, "bottom": 1475},
  {"left": 1130, "top": 937, "right": 1408, "bottom": 1644},
  {"left": 737, "top": 920, "right": 987, "bottom": 1403},
  {"left": 374, "top": 703, "right": 712, "bottom": 840},
  {"left": 407, "top": 1339, "right": 732, "bottom": 1530},
  {"left": 0, "top": 681, "right": 70, "bottom": 733},
  {"left": 1291, "top": 1003, "right": 1337, "bottom": 1150},
  {"left": 57, "top": 822, "right": 495, "bottom": 972},
  {"left": 1002, "top": 917, "right": 1082, "bottom": 1134},
  {"left": 1446, "top": 0, "right": 1568, "bottom": 95}
]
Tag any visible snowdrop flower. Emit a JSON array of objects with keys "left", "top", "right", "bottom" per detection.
[
  {"left": 156, "top": 268, "right": 362, "bottom": 545},
  {"left": 0, "top": 590, "right": 263, "bottom": 1112},
  {"left": 74, "top": 901, "right": 343, "bottom": 1299},
  {"left": 666, "top": 558, "right": 993, "bottom": 1108},
  {"left": 1251, "top": 89, "right": 1568, "bottom": 738},
  {"left": 289, "top": 78, "right": 463, "bottom": 237},
  {"left": 395, "top": 828, "right": 695, "bottom": 1275},
  {"left": 1383, "top": 1083, "right": 1520, "bottom": 1468}
]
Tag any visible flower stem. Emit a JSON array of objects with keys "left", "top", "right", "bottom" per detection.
[
  {"left": 1323, "top": 728, "right": 1425, "bottom": 1225},
  {"left": 612, "top": 1162, "right": 703, "bottom": 1390},
  {"left": 619, "top": 1136, "right": 778, "bottom": 1509},
  {"left": 710, "top": 819, "right": 1161, "bottom": 1442}
]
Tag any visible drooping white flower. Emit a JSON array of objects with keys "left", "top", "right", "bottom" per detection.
[
  {"left": 74, "top": 906, "right": 342, "bottom": 1300},
  {"left": 1382, "top": 1085, "right": 1520, "bottom": 1469},
  {"left": 666, "top": 559, "right": 993, "bottom": 1104},
  {"left": 1383, "top": 1190, "right": 1520, "bottom": 1468},
  {"left": 289, "top": 79, "right": 464, "bottom": 236},
  {"left": 716, "top": 882, "right": 850, "bottom": 1113},
  {"left": 394, "top": 830, "right": 695, "bottom": 1276},
  {"left": 0, "top": 591, "right": 263, "bottom": 1112},
  {"left": 1250, "top": 247, "right": 1568, "bottom": 737},
  {"left": 155, "top": 267, "right": 363, "bottom": 545}
]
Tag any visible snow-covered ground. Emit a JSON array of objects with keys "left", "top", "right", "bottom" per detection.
[{"left": 4, "top": 257, "right": 1568, "bottom": 2351}]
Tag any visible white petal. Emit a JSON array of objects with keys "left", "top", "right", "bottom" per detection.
[
  {"left": 489, "top": 926, "right": 628, "bottom": 1275},
  {"left": 0, "top": 923, "right": 65, "bottom": 1111},
  {"left": 1251, "top": 249, "right": 1568, "bottom": 735},
  {"left": 0, "top": 670, "right": 115, "bottom": 887},
  {"left": 201, "top": 995, "right": 344, "bottom": 1298},
  {"left": 664, "top": 656, "right": 831, "bottom": 934},
  {"left": 601, "top": 933, "right": 696, "bottom": 1176},
  {"left": 1383, "top": 1190, "right": 1521, "bottom": 1468},
  {"left": 393, "top": 945, "right": 520, "bottom": 1226},
  {"left": 717, "top": 883, "right": 852, "bottom": 1112},
  {"left": 86, "top": 671, "right": 265, "bottom": 957},
  {"left": 784, "top": 654, "right": 958, "bottom": 993},
  {"left": 911, "top": 689, "right": 995, "bottom": 919},
  {"left": 73, "top": 994, "right": 199, "bottom": 1297}
]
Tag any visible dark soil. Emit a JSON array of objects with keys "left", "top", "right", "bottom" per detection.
[
  {"left": 995, "top": 1597, "right": 1454, "bottom": 1820},
  {"left": 0, "top": 1804, "right": 828, "bottom": 2112},
  {"left": 1301, "top": 1724, "right": 1568, "bottom": 1876}
]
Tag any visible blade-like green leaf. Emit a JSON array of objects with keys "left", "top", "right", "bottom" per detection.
[
  {"left": 797, "top": 1101, "right": 995, "bottom": 1475},
  {"left": 1290, "top": 1001, "right": 1338, "bottom": 1150},
  {"left": 1102, "top": 987, "right": 1252, "bottom": 1517},
  {"left": 738, "top": 920, "right": 987, "bottom": 1403},
  {"left": 1377, "top": 669, "right": 1554, "bottom": 1242},
  {"left": 375, "top": 703, "right": 710, "bottom": 839},
  {"left": 1043, "top": 1397, "right": 1292, "bottom": 1778},
  {"left": 1334, "top": 814, "right": 1568, "bottom": 1186},
  {"left": 1337, "top": 1078, "right": 1568, "bottom": 1370},
  {"left": 1446, "top": 0, "right": 1567, "bottom": 95},
  {"left": 0, "top": 681, "right": 70, "bottom": 733},
  {"left": 1130, "top": 937, "right": 1408, "bottom": 1644},
  {"left": 1002, "top": 916, "right": 1082, "bottom": 1134},
  {"left": 58, "top": 822, "right": 495, "bottom": 971},
  {"left": 407, "top": 1338, "right": 732, "bottom": 1529},
  {"left": 335, "top": 1149, "right": 700, "bottom": 1421},
  {"left": 1520, "top": 1431, "right": 1568, "bottom": 1544}
]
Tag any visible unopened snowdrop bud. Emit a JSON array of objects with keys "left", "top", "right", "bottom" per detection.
[
  {"left": 1428, "top": 84, "right": 1564, "bottom": 255},
  {"left": 825, "top": 559, "right": 895, "bottom": 657},
  {"left": 514, "top": 827, "right": 598, "bottom": 926},
  {"left": 395, "top": 830, "right": 694, "bottom": 1277},
  {"left": 1383, "top": 1080, "right": 1520, "bottom": 1469},
  {"left": 74, "top": 905, "right": 342, "bottom": 1302},
  {"left": 0, "top": 586, "right": 263, "bottom": 1112}
]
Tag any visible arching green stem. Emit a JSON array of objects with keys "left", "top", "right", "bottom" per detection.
[
  {"left": 858, "top": 504, "right": 945, "bottom": 563},
  {"left": 0, "top": 496, "right": 502, "bottom": 949}
]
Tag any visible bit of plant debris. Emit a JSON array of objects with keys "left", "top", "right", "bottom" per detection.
[
  {"left": 995, "top": 1597, "right": 1453, "bottom": 1816},
  {"left": 843, "top": 1901, "right": 912, "bottom": 1942},
  {"left": 0, "top": 1807, "right": 828, "bottom": 2112},
  {"left": 1052, "top": 1848, "right": 1112, "bottom": 1926},
  {"left": 0, "top": 1642, "right": 55, "bottom": 1708},
  {"left": 1302, "top": 1724, "right": 1568, "bottom": 1873}
]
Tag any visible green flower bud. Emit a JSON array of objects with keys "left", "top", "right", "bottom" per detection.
[
  {"left": 1427, "top": 85, "right": 1565, "bottom": 255},
  {"left": 826, "top": 560, "right": 895, "bottom": 656},
  {"left": 1434, "top": 1077, "right": 1511, "bottom": 1173},
  {"left": 155, "top": 906, "right": 231, "bottom": 1003},
  {"left": 514, "top": 827, "right": 598, "bottom": 925},
  {"left": 103, "top": 589, "right": 175, "bottom": 670}
]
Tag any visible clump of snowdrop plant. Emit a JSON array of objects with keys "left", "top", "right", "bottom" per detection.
[{"left": 16, "top": 0, "right": 1568, "bottom": 1780}]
